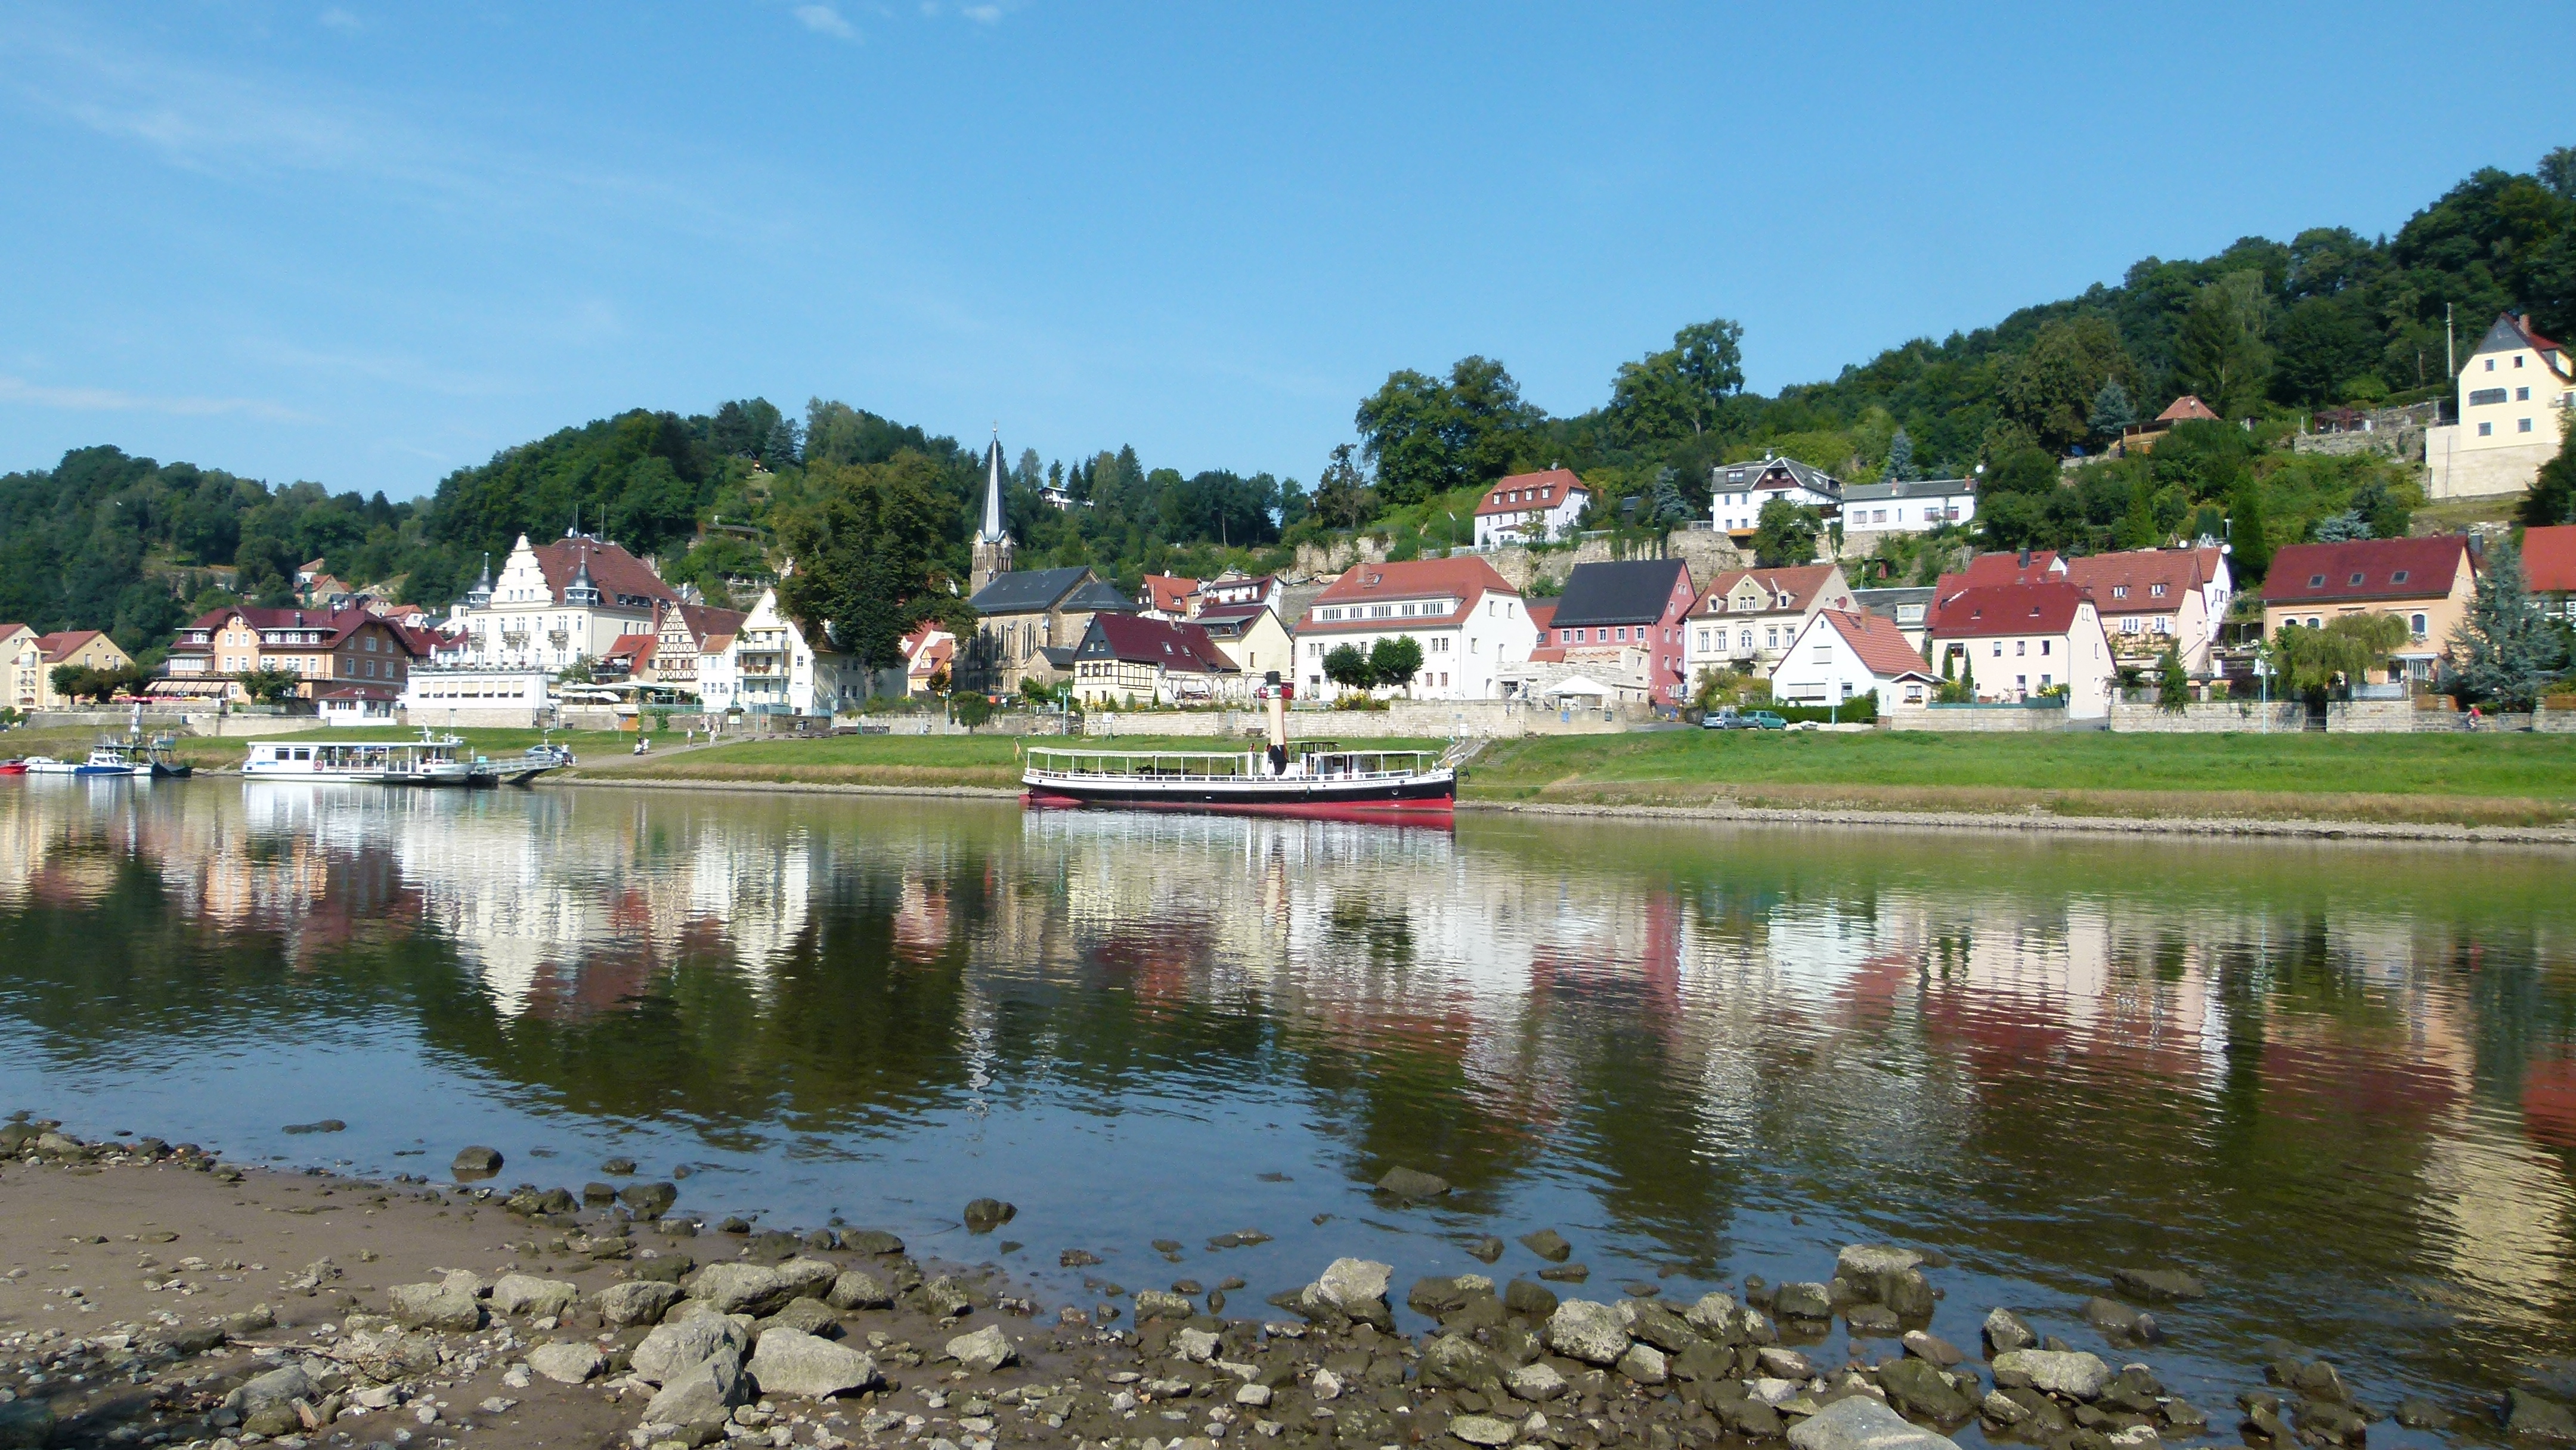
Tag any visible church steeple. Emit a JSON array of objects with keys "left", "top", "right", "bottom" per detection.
[{"left": 971, "top": 425, "right": 1015, "bottom": 595}]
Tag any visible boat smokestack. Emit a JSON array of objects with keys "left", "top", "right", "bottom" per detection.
[{"left": 1263, "top": 671, "right": 1289, "bottom": 774}]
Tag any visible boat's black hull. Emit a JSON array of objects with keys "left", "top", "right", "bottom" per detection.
[{"left": 1024, "top": 773, "right": 1454, "bottom": 817}]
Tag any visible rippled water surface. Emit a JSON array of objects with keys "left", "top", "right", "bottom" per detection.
[{"left": 5, "top": 779, "right": 2576, "bottom": 1412}]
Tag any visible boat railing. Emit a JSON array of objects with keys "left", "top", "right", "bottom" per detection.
[{"left": 1023, "top": 746, "right": 1445, "bottom": 782}]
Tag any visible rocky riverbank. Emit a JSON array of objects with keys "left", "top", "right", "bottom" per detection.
[{"left": 4, "top": 1122, "right": 2571, "bottom": 1450}]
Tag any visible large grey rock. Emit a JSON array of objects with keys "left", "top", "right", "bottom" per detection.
[
  {"left": 1376, "top": 1166, "right": 1450, "bottom": 1199},
  {"left": 1519, "top": 1229, "right": 1572, "bottom": 1262},
  {"left": 2110, "top": 1267, "right": 2204, "bottom": 1302},
  {"left": 1506, "top": 1361, "right": 1567, "bottom": 1402},
  {"left": 688, "top": 1262, "right": 793, "bottom": 1316},
  {"left": 1134, "top": 1289, "right": 1197, "bottom": 1321},
  {"left": 1450, "top": 1414, "right": 1518, "bottom": 1446},
  {"left": 758, "top": 1297, "right": 842, "bottom": 1340},
  {"left": 528, "top": 1341, "right": 606, "bottom": 1384},
  {"left": 1317, "top": 1257, "right": 1392, "bottom": 1312},
  {"left": 386, "top": 1281, "right": 483, "bottom": 1331},
  {"left": 1544, "top": 1300, "right": 1631, "bottom": 1365},
  {"left": 634, "top": 1316, "right": 751, "bottom": 1385},
  {"left": 596, "top": 1278, "right": 683, "bottom": 1327},
  {"left": 772, "top": 1257, "right": 840, "bottom": 1301},
  {"left": 1879, "top": 1356, "right": 1977, "bottom": 1421},
  {"left": 826, "top": 1269, "right": 893, "bottom": 1310},
  {"left": 451, "top": 1145, "right": 503, "bottom": 1176},
  {"left": 1837, "top": 1245, "right": 1925, "bottom": 1281},
  {"left": 490, "top": 1274, "right": 581, "bottom": 1319},
  {"left": 1618, "top": 1298, "right": 1698, "bottom": 1352},
  {"left": 1992, "top": 1349, "right": 2112, "bottom": 1401},
  {"left": 748, "top": 1328, "right": 880, "bottom": 1399},
  {"left": 227, "top": 1364, "right": 314, "bottom": 1438},
  {"left": 1773, "top": 1281, "right": 1834, "bottom": 1319},
  {"left": 621, "top": 1181, "right": 679, "bottom": 1217},
  {"left": 1419, "top": 1334, "right": 1501, "bottom": 1392},
  {"left": 644, "top": 1354, "right": 745, "bottom": 1426},
  {"left": 1683, "top": 1292, "right": 1741, "bottom": 1336},
  {"left": 1787, "top": 1394, "right": 1964, "bottom": 1450},
  {"left": 946, "top": 1324, "right": 1016, "bottom": 1373},
  {"left": 2509, "top": 1391, "right": 2576, "bottom": 1439},
  {"left": 1616, "top": 1343, "right": 1668, "bottom": 1384},
  {"left": 1981, "top": 1307, "right": 2036, "bottom": 1355}
]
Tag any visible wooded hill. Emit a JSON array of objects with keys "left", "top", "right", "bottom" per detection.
[{"left": 4, "top": 150, "right": 2569, "bottom": 664}]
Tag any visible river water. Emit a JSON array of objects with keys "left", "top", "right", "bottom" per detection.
[{"left": 4, "top": 779, "right": 2574, "bottom": 1419}]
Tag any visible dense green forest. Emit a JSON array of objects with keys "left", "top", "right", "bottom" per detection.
[{"left": 4, "top": 149, "right": 2571, "bottom": 665}]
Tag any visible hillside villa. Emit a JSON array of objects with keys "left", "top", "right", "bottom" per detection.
[
  {"left": 1711, "top": 456, "right": 1842, "bottom": 538},
  {"left": 1472, "top": 467, "right": 1590, "bottom": 548},
  {"left": 1837, "top": 478, "right": 1977, "bottom": 541},
  {"left": 2260, "top": 536, "right": 2478, "bottom": 683},
  {"left": 2426, "top": 312, "right": 2573, "bottom": 501},
  {"left": 1193, "top": 603, "right": 1294, "bottom": 681}
]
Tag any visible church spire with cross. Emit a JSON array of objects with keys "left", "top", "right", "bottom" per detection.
[{"left": 971, "top": 423, "right": 1015, "bottom": 594}]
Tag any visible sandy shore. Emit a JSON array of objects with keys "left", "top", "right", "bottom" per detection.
[{"left": 536, "top": 775, "right": 2576, "bottom": 847}]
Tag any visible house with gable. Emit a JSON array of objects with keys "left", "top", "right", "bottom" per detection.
[
  {"left": 1472, "top": 467, "right": 1591, "bottom": 548},
  {"left": 1069, "top": 614, "right": 1241, "bottom": 707},
  {"left": 1710, "top": 456, "right": 1842, "bottom": 538},
  {"left": 2060, "top": 547, "right": 2233, "bottom": 676},
  {"left": 2260, "top": 536, "right": 2479, "bottom": 683},
  {"left": 440, "top": 529, "right": 679, "bottom": 672},
  {"left": 651, "top": 603, "right": 749, "bottom": 693},
  {"left": 1770, "top": 609, "right": 1939, "bottom": 712},
  {"left": 1538, "top": 558, "right": 1697, "bottom": 707},
  {"left": 1927, "top": 580, "right": 2115, "bottom": 717},
  {"left": 1138, "top": 575, "right": 1202, "bottom": 620},
  {"left": 2528, "top": 525, "right": 2576, "bottom": 621},
  {"left": 1682, "top": 563, "right": 1857, "bottom": 680},
  {"left": 159, "top": 606, "right": 416, "bottom": 704},
  {"left": 1192, "top": 603, "right": 1293, "bottom": 680},
  {"left": 2426, "top": 312, "right": 2575, "bottom": 500},
  {"left": 1295, "top": 557, "right": 1535, "bottom": 700}
]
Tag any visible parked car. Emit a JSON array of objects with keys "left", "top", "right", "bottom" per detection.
[{"left": 1703, "top": 708, "right": 1788, "bottom": 730}]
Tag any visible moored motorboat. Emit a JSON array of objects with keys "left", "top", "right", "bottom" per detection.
[
  {"left": 1021, "top": 674, "right": 1458, "bottom": 818},
  {"left": 26, "top": 751, "right": 132, "bottom": 777},
  {"left": 0, "top": 758, "right": 27, "bottom": 777}
]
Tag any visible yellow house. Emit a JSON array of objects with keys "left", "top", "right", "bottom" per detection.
[
  {"left": 1191, "top": 603, "right": 1293, "bottom": 680},
  {"left": 26, "top": 630, "right": 136, "bottom": 709},
  {"left": 2, "top": 624, "right": 41, "bottom": 711},
  {"left": 2259, "top": 536, "right": 2478, "bottom": 683},
  {"left": 2426, "top": 312, "right": 2574, "bottom": 500}
]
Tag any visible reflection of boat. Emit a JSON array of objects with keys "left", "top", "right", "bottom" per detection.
[{"left": 1023, "top": 676, "right": 1456, "bottom": 817}]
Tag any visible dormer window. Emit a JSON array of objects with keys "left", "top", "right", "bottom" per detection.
[
  {"left": 2391, "top": 570, "right": 2409, "bottom": 584},
  {"left": 2308, "top": 574, "right": 2326, "bottom": 587},
  {"left": 2348, "top": 572, "right": 2364, "bottom": 586},
  {"left": 2149, "top": 583, "right": 2166, "bottom": 597},
  {"left": 2111, "top": 585, "right": 2128, "bottom": 599}
]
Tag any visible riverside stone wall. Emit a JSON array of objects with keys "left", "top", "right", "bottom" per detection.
[
  {"left": 1083, "top": 700, "right": 1639, "bottom": 739},
  {"left": 2106, "top": 701, "right": 2307, "bottom": 733},
  {"left": 1881, "top": 705, "right": 2096, "bottom": 732}
]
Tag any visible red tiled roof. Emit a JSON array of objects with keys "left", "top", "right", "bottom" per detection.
[
  {"left": 672, "top": 604, "right": 748, "bottom": 646},
  {"left": 179, "top": 606, "right": 425, "bottom": 656},
  {"left": 605, "top": 635, "right": 657, "bottom": 665},
  {"left": 1302, "top": 557, "right": 1519, "bottom": 634},
  {"left": 533, "top": 537, "right": 679, "bottom": 609},
  {"left": 1817, "top": 609, "right": 1937, "bottom": 680},
  {"left": 2061, "top": 549, "right": 2212, "bottom": 616},
  {"left": 2157, "top": 395, "right": 2221, "bottom": 423},
  {"left": 1936, "top": 552, "right": 2064, "bottom": 596},
  {"left": 1525, "top": 602, "right": 1556, "bottom": 634},
  {"left": 2509, "top": 313, "right": 2565, "bottom": 357},
  {"left": 1193, "top": 602, "right": 1271, "bottom": 626},
  {"left": 1474, "top": 467, "right": 1588, "bottom": 518},
  {"left": 312, "top": 681, "right": 400, "bottom": 701},
  {"left": 1695, "top": 564, "right": 1841, "bottom": 616},
  {"left": 0, "top": 623, "right": 29, "bottom": 642},
  {"left": 35, "top": 630, "right": 109, "bottom": 664},
  {"left": 1084, "top": 614, "right": 1237, "bottom": 673},
  {"left": 1931, "top": 582, "right": 2094, "bottom": 639},
  {"left": 2525, "top": 525, "right": 2576, "bottom": 594},
  {"left": 1141, "top": 574, "right": 1202, "bottom": 613},
  {"left": 2261, "top": 537, "right": 2473, "bottom": 606}
]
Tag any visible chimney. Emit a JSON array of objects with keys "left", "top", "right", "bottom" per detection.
[{"left": 2017, "top": 549, "right": 2031, "bottom": 568}]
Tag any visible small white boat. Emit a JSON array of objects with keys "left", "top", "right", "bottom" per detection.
[{"left": 24, "top": 752, "right": 131, "bottom": 778}]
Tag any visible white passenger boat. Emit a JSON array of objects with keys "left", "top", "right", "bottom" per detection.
[
  {"left": 1021, "top": 676, "right": 1458, "bottom": 819},
  {"left": 242, "top": 729, "right": 568, "bottom": 786}
]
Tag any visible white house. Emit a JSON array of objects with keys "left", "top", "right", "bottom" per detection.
[
  {"left": 1835, "top": 478, "right": 1977, "bottom": 540},
  {"left": 400, "top": 668, "right": 555, "bottom": 729},
  {"left": 441, "top": 529, "right": 678, "bottom": 672},
  {"left": 1927, "top": 581, "right": 2115, "bottom": 718},
  {"left": 2425, "top": 312, "right": 2574, "bottom": 500},
  {"left": 2060, "top": 546, "right": 2232, "bottom": 677},
  {"left": 1711, "top": 456, "right": 1841, "bottom": 536},
  {"left": 1294, "top": 557, "right": 1537, "bottom": 700},
  {"left": 1471, "top": 467, "right": 1590, "bottom": 549},
  {"left": 1769, "top": 609, "right": 1938, "bottom": 712},
  {"left": 1683, "top": 563, "right": 1856, "bottom": 680},
  {"left": 722, "top": 587, "right": 867, "bottom": 717}
]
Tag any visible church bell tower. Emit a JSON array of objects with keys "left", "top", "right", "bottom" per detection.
[{"left": 970, "top": 426, "right": 1014, "bottom": 596}]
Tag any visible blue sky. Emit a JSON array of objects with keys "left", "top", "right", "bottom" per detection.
[{"left": 1, "top": 3, "right": 2563, "bottom": 500}]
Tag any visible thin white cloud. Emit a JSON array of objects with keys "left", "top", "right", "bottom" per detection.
[
  {"left": 959, "top": 4, "right": 1000, "bottom": 22},
  {"left": 0, "top": 375, "right": 313, "bottom": 423},
  {"left": 794, "top": 4, "right": 858, "bottom": 40},
  {"left": 317, "top": 8, "right": 361, "bottom": 35}
]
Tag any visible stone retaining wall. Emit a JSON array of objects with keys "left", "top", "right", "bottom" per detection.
[
  {"left": 2106, "top": 701, "right": 2307, "bottom": 733},
  {"left": 1882, "top": 706, "right": 2095, "bottom": 732},
  {"left": 1085, "top": 700, "right": 1639, "bottom": 739}
]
